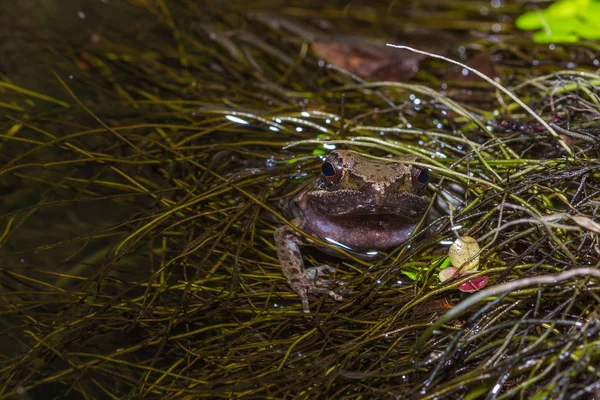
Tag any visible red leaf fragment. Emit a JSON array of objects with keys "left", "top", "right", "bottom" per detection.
[
  {"left": 458, "top": 275, "right": 489, "bottom": 292},
  {"left": 312, "top": 41, "right": 425, "bottom": 81}
]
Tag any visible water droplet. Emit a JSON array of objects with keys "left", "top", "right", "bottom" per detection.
[{"left": 225, "top": 115, "right": 249, "bottom": 125}]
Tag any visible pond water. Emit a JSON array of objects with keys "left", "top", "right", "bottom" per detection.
[{"left": 2, "top": 1, "right": 600, "bottom": 399}]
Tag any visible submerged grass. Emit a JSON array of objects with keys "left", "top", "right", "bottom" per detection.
[{"left": 1, "top": 0, "right": 600, "bottom": 399}]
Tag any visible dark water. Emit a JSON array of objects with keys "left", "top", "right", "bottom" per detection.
[{"left": 2, "top": 1, "right": 600, "bottom": 399}]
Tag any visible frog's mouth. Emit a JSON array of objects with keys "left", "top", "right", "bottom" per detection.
[{"left": 307, "top": 189, "right": 429, "bottom": 221}]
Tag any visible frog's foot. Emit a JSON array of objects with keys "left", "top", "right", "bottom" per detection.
[
  {"left": 306, "top": 264, "right": 336, "bottom": 280},
  {"left": 274, "top": 224, "right": 343, "bottom": 313},
  {"left": 306, "top": 264, "right": 347, "bottom": 287},
  {"left": 299, "top": 284, "right": 344, "bottom": 313}
]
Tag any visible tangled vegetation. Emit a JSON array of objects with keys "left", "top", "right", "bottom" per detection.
[{"left": 1, "top": 1, "right": 600, "bottom": 398}]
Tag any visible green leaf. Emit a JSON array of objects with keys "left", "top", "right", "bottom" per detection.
[
  {"left": 439, "top": 256, "right": 453, "bottom": 269},
  {"left": 544, "top": 0, "right": 586, "bottom": 18},
  {"left": 532, "top": 30, "right": 579, "bottom": 43},
  {"left": 516, "top": 11, "right": 545, "bottom": 30},
  {"left": 516, "top": 0, "right": 600, "bottom": 43},
  {"left": 402, "top": 270, "right": 418, "bottom": 280},
  {"left": 575, "top": 19, "right": 600, "bottom": 38}
]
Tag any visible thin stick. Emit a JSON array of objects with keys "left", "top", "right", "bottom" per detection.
[
  {"left": 412, "top": 267, "right": 600, "bottom": 361},
  {"left": 386, "top": 44, "right": 574, "bottom": 157}
]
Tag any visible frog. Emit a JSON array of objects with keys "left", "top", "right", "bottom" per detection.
[{"left": 274, "top": 149, "right": 430, "bottom": 313}]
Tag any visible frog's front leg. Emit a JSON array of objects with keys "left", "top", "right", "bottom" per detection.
[{"left": 274, "top": 219, "right": 343, "bottom": 313}]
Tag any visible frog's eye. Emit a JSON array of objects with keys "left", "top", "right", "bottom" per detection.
[
  {"left": 321, "top": 161, "right": 336, "bottom": 177},
  {"left": 321, "top": 160, "right": 342, "bottom": 187},
  {"left": 416, "top": 168, "right": 430, "bottom": 185}
]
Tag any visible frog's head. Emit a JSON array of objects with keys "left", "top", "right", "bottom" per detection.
[{"left": 307, "top": 150, "right": 430, "bottom": 220}]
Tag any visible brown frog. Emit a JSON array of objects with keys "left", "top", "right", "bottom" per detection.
[{"left": 274, "top": 150, "right": 430, "bottom": 312}]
